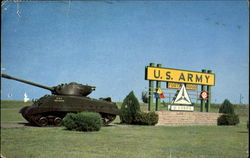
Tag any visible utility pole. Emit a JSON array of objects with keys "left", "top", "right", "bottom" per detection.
[{"left": 239, "top": 94, "right": 243, "bottom": 104}]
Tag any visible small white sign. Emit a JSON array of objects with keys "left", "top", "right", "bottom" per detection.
[{"left": 169, "top": 105, "right": 194, "bottom": 111}]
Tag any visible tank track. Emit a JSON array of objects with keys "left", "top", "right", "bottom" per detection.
[
  {"left": 22, "top": 114, "right": 63, "bottom": 127},
  {"left": 23, "top": 112, "right": 116, "bottom": 127}
]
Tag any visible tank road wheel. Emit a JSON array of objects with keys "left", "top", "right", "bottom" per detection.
[
  {"left": 37, "top": 117, "right": 49, "bottom": 127},
  {"left": 102, "top": 114, "right": 116, "bottom": 126},
  {"left": 54, "top": 117, "right": 63, "bottom": 126}
]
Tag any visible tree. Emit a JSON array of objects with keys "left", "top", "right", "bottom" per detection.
[
  {"left": 218, "top": 99, "right": 239, "bottom": 126},
  {"left": 219, "top": 99, "right": 235, "bottom": 114},
  {"left": 120, "top": 91, "right": 140, "bottom": 124}
]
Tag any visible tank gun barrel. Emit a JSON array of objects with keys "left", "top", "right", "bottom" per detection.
[{"left": 1, "top": 74, "right": 54, "bottom": 92}]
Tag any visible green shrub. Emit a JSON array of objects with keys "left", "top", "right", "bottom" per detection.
[
  {"left": 134, "top": 112, "right": 159, "bottom": 125},
  {"left": 62, "top": 113, "right": 78, "bottom": 130},
  {"left": 120, "top": 91, "right": 140, "bottom": 124},
  {"left": 217, "top": 114, "right": 240, "bottom": 126},
  {"left": 63, "top": 112, "right": 102, "bottom": 132},
  {"left": 219, "top": 99, "right": 235, "bottom": 114}
]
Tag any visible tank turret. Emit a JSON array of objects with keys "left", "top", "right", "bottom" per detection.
[{"left": 1, "top": 74, "right": 95, "bottom": 96}]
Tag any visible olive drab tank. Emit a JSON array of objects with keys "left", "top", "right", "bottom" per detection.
[{"left": 1, "top": 74, "right": 120, "bottom": 126}]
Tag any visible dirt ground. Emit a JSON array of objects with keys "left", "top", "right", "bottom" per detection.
[{"left": 0, "top": 122, "right": 31, "bottom": 128}]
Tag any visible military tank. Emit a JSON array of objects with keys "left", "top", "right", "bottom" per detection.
[{"left": 1, "top": 74, "right": 120, "bottom": 126}]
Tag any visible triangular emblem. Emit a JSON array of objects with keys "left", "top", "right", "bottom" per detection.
[
  {"left": 156, "top": 88, "right": 163, "bottom": 94},
  {"left": 173, "top": 84, "right": 191, "bottom": 105},
  {"left": 160, "top": 93, "right": 165, "bottom": 98}
]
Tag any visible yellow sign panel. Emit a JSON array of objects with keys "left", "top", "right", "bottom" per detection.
[
  {"left": 185, "top": 84, "right": 198, "bottom": 90},
  {"left": 167, "top": 82, "right": 198, "bottom": 90},
  {"left": 146, "top": 67, "right": 215, "bottom": 86}
]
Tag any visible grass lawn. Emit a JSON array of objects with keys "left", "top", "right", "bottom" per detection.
[{"left": 1, "top": 100, "right": 249, "bottom": 158}]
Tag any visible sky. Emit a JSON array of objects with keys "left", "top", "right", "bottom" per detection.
[{"left": 1, "top": 1, "right": 249, "bottom": 104}]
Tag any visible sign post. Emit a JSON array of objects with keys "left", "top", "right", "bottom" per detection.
[
  {"left": 148, "top": 63, "right": 155, "bottom": 111},
  {"left": 206, "top": 70, "right": 212, "bottom": 112},
  {"left": 200, "top": 69, "right": 207, "bottom": 112},
  {"left": 155, "top": 64, "right": 162, "bottom": 111}
]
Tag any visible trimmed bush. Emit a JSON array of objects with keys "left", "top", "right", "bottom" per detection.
[
  {"left": 217, "top": 114, "right": 240, "bottom": 126},
  {"left": 134, "top": 112, "right": 159, "bottom": 125},
  {"left": 63, "top": 112, "right": 102, "bottom": 132},
  {"left": 219, "top": 99, "right": 234, "bottom": 114},
  {"left": 120, "top": 91, "right": 140, "bottom": 124},
  {"left": 62, "top": 113, "right": 78, "bottom": 130}
]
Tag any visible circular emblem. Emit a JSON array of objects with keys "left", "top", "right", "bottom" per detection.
[{"left": 200, "top": 91, "right": 208, "bottom": 100}]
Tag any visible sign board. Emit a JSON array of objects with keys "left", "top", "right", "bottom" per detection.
[
  {"left": 145, "top": 67, "right": 215, "bottom": 86},
  {"left": 172, "top": 84, "right": 192, "bottom": 105},
  {"left": 167, "top": 82, "right": 198, "bottom": 90},
  {"left": 169, "top": 105, "right": 194, "bottom": 111},
  {"left": 155, "top": 88, "right": 165, "bottom": 98},
  {"left": 200, "top": 91, "right": 208, "bottom": 100}
]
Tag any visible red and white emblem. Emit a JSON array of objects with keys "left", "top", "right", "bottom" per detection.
[{"left": 200, "top": 91, "right": 208, "bottom": 100}]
